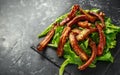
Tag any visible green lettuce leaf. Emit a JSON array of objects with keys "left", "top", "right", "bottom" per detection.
[
  {"left": 51, "top": 26, "right": 64, "bottom": 47},
  {"left": 90, "top": 32, "right": 99, "bottom": 44},
  {"left": 90, "top": 8, "right": 100, "bottom": 13},
  {"left": 59, "top": 58, "right": 70, "bottom": 75},
  {"left": 97, "top": 51, "right": 114, "bottom": 62},
  {"left": 104, "top": 18, "right": 120, "bottom": 51},
  {"left": 80, "top": 39, "right": 91, "bottom": 55},
  {"left": 60, "top": 41, "right": 83, "bottom": 75},
  {"left": 48, "top": 26, "right": 64, "bottom": 47},
  {"left": 84, "top": 8, "right": 100, "bottom": 13}
]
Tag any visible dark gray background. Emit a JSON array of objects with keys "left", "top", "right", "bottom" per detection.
[{"left": 0, "top": 0, "right": 120, "bottom": 75}]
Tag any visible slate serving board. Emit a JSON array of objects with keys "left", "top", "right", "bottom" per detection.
[{"left": 0, "top": 0, "right": 120, "bottom": 75}]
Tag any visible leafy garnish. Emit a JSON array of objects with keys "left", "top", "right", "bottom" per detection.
[
  {"left": 97, "top": 51, "right": 114, "bottom": 62},
  {"left": 60, "top": 41, "right": 83, "bottom": 75},
  {"left": 90, "top": 8, "right": 100, "bottom": 13},
  {"left": 52, "top": 26, "right": 64, "bottom": 47},
  {"left": 48, "top": 26, "right": 64, "bottom": 47},
  {"left": 104, "top": 18, "right": 120, "bottom": 51}
]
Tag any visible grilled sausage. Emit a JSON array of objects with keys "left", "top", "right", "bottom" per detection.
[
  {"left": 57, "top": 26, "right": 71, "bottom": 57},
  {"left": 60, "top": 4, "right": 80, "bottom": 26},
  {"left": 96, "top": 24, "right": 106, "bottom": 56},
  {"left": 37, "top": 23, "right": 58, "bottom": 51}
]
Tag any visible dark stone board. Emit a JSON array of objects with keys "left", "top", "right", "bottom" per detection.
[{"left": 0, "top": 0, "right": 120, "bottom": 75}]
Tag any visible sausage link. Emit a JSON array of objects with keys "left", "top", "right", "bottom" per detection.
[
  {"left": 96, "top": 24, "right": 106, "bottom": 56},
  {"left": 60, "top": 4, "right": 80, "bottom": 26},
  {"left": 37, "top": 23, "right": 58, "bottom": 51},
  {"left": 57, "top": 26, "right": 71, "bottom": 57}
]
